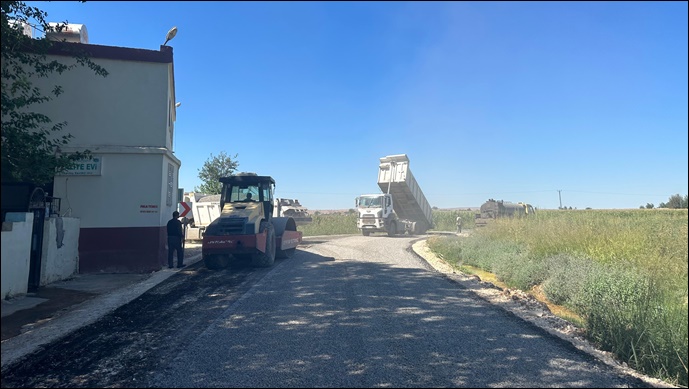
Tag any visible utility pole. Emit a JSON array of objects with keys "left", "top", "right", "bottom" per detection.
[{"left": 558, "top": 190, "right": 562, "bottom": 209}]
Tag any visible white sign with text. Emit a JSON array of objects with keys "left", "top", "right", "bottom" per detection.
[{"left": 59, "top": 156, "right": 102, "bottom": 176}]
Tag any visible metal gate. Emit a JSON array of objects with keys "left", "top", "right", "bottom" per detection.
[{"left": 27, "top": 188, "right": 47, "bottom": 292}]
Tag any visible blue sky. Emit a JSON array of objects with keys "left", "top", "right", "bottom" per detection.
[{"left": 30, "top": 1, "right": 688, "bottom": 210}]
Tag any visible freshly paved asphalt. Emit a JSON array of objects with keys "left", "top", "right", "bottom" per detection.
[{"left": 1, "top": 244, "right": 203, "bottom": 368}]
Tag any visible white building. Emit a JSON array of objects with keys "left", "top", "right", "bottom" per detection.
[{"left": 28, "top": 31, "right": 181, "bottom": 273}]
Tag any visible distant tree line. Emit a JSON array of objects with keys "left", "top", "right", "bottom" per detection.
[{"left": 640, "top": 194, "right": 688, "bottom": 209}]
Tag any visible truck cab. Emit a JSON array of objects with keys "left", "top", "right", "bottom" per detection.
[
  {"left": 356, "top": 193, "right": 416, "bottom": 236},
  {"left": 356, "top": 194, "right": 388, "bottom": 236}
]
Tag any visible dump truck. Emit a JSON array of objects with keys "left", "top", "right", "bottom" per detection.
[
  {"left": 356, "top": 154, "right": 434, "bottom": 236},
  {"left": 181, "top": 193, "right": 221, "bottom": 241},
  {"left": 201, "top": 173, "right": 302, "bottom": 269},
  {"left": 181, "top": 194, "right": 311, "bottom": 241},
  {"left": 474, "top": 199, "right": 535, "bottom": 227}
]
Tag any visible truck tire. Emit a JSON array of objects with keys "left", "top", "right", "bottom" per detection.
[
  {"left": 204, "top": 254, "right": 230, "bottom": 270},
  {"left": 252, "top": 222, "right": 276, "bottom": 267},
  {"left": 387, "top": 221, "right": 397, "bottom": 237}
]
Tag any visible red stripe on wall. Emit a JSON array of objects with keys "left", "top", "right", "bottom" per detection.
[{"left": 78, "top": 226, "right": 167, "bottom": 273}]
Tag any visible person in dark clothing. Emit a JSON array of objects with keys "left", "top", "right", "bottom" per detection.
[{"left": 167, "top": 211, "right": 185, "bottom": 269}]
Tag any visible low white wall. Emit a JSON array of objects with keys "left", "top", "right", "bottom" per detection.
[
  {"left": 40, "top": 217, "right": 80, "bottom": 286},
  {"left": 1, "top": 213, "right": 33, "bottom": 299}
]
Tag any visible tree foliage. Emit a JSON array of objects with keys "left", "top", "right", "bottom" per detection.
[
  {"left": 195, "top": 151, "right": 240, "bottom": 194},
  {"left": 658, "top": 194, "right": 688, "bottom": 209},
  {"left": 1, "top": 1, "right": 108, "bottom": 185}
]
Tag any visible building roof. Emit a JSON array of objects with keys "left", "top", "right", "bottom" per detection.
[{"left": 45, "top": 41, "right": 173, "bottom": 64}]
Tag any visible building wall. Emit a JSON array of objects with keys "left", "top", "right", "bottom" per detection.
[
  {"left": 32, "top": 53, "right": 171, "bottom": 148},
  {"left": 1, "top": 213, "right": 33, "bottom": 299},
  {"left": 40, "top": 217, "right": 80, "bottom": 286},
  {"left": 2, "top": 214, "right": 82, "bottom": 297},
  {"left": 52, "top": 151, "right": 179, "bottom": 272},
  {"left": 24, "top": 43, "right": 180, "bottom": 273}
]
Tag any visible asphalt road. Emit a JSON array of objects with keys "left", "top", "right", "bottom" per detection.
[{"left": 0, "top": 235, "right": 652, "bottom": 388}]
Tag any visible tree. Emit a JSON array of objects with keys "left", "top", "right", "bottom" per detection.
[
  {"left": 195, "top": 151, "right": 239, "bottom": 194},
  {"left": 659, "top": 194, "right": 688, "bottom": 209},
  {"left": 1, "top": 1, "right": 108, "bottom": 185}
]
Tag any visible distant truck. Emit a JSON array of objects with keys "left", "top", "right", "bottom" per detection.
[
  {"left": 180, "top": 193, "right": 311, "bottom": 241},
  {"left": 356, "top": 154, "right": 434, "bottom": 236},
  {"left": 474, "top": 199, "right": 535, "bottom": 227}
]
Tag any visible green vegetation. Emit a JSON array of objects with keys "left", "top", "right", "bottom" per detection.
[
  {"left": 432, "top": 209, "right": 477, "bottom": 231},
  {"left": 299, "top": 212, "right": 359, "bottom": 236},
  {"left": 196, "top": 151, "right": 239, "bottom": 194},
  {"left": 426, "top": 209, "right": 688, "bottom": 387},
  {"left": 300, "top": 208, "right": 477, "bottom": 236}
]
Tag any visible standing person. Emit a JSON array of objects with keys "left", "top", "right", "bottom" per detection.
[
  {"left": 456, "top": 214, "right": 462, "bottom": 233},
  {"left": 167, "top": 211, "right": 185, "bottom": 269}
]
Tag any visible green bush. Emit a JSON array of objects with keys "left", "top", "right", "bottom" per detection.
[{"left": 541, "top": 253, "right": 597, "bottom": 307}]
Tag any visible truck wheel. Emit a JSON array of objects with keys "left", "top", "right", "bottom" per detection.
[
  {"left": 252, "top": 222, "right": 276, "bottom": 267},
  {"left": 387, "top": 221, "right": 396, "bottom": 237},
  {"left": 205, "top": 254, "right": 230, "bottom": 270},
  {"left": 362, "top": 230, "right": 370, "bottom": 236}
]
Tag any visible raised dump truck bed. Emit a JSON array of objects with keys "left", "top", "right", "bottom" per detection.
[
  {"left": 377, "top": 154, "right": 433, "bottom": 231},
  {"left": 357, "top": 154, "right": 433, "bottom": 236}
]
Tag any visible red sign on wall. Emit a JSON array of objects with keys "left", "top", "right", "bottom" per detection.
[{"left": 139, "top": 204, "right": 159, "bottom": 214}]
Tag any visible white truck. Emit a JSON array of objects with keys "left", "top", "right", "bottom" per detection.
[
  {"left": 181, "top": 193, "right": 221, "bottom": 241},
  {"left": 180, "top": 193, "right": 311, "bottom": 241},
  {"left": 356, "top": 154, "right": 434, "bottom": 236}
]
